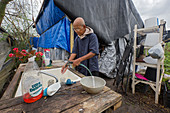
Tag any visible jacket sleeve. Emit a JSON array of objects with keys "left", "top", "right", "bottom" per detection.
[
  {"left": 89, "top": 34, "right": 99, "bottom": 55},
  {"left": 72, "top": 36, "right": 78, "bottom": 54}
]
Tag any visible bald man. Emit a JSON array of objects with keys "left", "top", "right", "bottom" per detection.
[{"left": 61, "top": 17, "right": 99, "bottom": 76}]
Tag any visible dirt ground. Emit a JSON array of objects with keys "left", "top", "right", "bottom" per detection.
[{"left": 103, "top": 76, "right": 170, "bottom": 113}]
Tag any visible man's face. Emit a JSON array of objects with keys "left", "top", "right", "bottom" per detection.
[{"left": 73, "top": 25, "right": 86, "bottom": 36}]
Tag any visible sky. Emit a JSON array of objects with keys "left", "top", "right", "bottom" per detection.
[{"left": 132, "top": 0, "right": 170, "bottom": 30}]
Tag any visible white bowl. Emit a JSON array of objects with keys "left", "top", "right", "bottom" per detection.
[{"left": 80, "top": 76, "right": 106, "bottom": 94}]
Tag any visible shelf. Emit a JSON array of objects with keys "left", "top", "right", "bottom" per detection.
[
  {"left": 136, "top": 43, "right": 165, "bottom": 49},
  {"left": 135, "top": 62, "right": 157, "bottom": 68},
  {"left": 135, "top": 56, "right": 164, "bottom": 68},
  {"left": 136, "top": 26, "right": 159, "bottom": 36},
  {"left": 134, "top": 79, "right": 156, "bottom": 86},
  {"left": 135, "top": 45, "right": 151, "bottom": 49},
  {"left": 135, "top": 62, "right": 163, "bottom": 68},
  {"left": 132, "top": 20, "right": 165, "bottom": 104}
]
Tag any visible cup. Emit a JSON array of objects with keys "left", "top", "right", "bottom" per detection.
[{"left": 45, "top": 59, "right": 50, "bottom": 66}]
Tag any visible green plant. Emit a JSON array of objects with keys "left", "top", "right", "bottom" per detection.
[
  {"left": 163, "top": 78, "right": 170, "bottom": 91},
  {"left": 163, "top": 42, "right": 170, "bottom": 91},
  {"left": 164, "top": 42, "right": 170, "bottom": 75},
  {"left": 9, "top": 48, "right": 43, "bottom": 64}
]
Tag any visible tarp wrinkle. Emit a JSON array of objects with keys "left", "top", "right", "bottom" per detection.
[{"left": 54, "top": 0, "right": 143, "bottom": 45}]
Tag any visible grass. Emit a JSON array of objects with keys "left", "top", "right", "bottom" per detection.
[
  {"left": 164, "top": 42, "right": 170, "bottom": 75},
  {"left": 163, "top": 42, "right": 170, "bottom": 90}
]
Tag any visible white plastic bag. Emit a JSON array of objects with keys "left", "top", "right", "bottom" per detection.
[
  {"left": 143, "top": 56, "right": 158, "bottom": 64},
  {"left": 148, "top": 43, "right": 164, "bottom": 59}
]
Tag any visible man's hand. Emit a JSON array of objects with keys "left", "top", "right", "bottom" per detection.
[
  {"left": 61, "top": 63, "right": 68, "bottom": 74},
  {"left": 72, "top": 58, "right": 82, "bottom": 67}
]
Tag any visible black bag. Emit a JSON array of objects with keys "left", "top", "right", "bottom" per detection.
[{"left": 144, "top": 67, "right": 161, "bottom": 82}]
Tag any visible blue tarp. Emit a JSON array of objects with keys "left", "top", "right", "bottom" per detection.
[
  {"left": 30, "top": 37, "right": 39, "bottom": 48},
  {"left": 35, "top": 0, "right": 70, "bottom": 52},
  {"left": 38, "top": 17, "right": 70, "bottom": 52}
]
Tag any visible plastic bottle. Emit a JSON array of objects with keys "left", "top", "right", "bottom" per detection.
[
  {"left": 21, "top": 56, "right": 43, "bottom": 103},
  {"left": 44, "top": 49, "right": 50, "bottom": 66}
]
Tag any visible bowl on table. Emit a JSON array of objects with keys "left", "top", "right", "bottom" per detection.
[{"left": 80, "top": 76, "right": 106, "bottom": 94}]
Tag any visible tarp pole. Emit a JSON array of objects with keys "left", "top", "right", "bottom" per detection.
[{"left": 70, "top": 23, "right": 74, "bottom": 53}]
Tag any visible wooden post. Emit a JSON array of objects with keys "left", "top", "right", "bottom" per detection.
[
  {"left": 70, "top": 23, "right": 74, "bottom": 53},
  {"left": 132, "top": 25, "right": 137, "bottom": 94},
  {"left": 155, "top": 20, "right": 164, "bottom": 104}
]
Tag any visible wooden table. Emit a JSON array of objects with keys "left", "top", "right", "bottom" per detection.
[{"left": 0, "top": 64, "right": 122, "bottom": 113}]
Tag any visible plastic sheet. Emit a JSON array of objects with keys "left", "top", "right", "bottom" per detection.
[
  {"left": 98, "top": 42, "right": 117, "bottom": 78},
  {"left": 35, "top": 0, "right": 65, "bottom": 35},
  {"left": 35, "top": 0, "right": 70, "bottom": 52},
  {"left": 30, "top": 37, "right": 39, "bottom": 48},
  {"left": 38, "top": 17, "right": 70, "bottom": 52},
  {"left": 143, "top": 56, "right": 158, "bottom": 64},
  {"left": 54, "top": 0, "right": 144, "bottom": 45},
  {"left": 148, "top": 43, "right": 164, "bottom": 59}
]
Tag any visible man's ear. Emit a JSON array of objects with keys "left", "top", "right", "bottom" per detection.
[{"left": 83, "top": 25, "right": 86, "bottom": 28}]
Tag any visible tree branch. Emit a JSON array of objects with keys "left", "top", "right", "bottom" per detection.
[
  {"left": 0, "top": 0, "right": 13, "bottom": 25},
  {"left": 5, "top": 12, "right": 20, "bottom": 18},
  {"left": 4, "top": 15, "right": 24, "bottom": 41}
]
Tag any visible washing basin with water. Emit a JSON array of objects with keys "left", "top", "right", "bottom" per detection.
[{"left": 15, "top": 68, "right": 81, "bottom": 97}]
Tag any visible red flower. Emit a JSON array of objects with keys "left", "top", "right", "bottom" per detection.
[
  {"left": 22, "top": 50, "right": 27, "bottom": 53},
  {"left": 15, "top": 50, "right": 19, "bottom": 53},
  {"left": 9, "top": 53, "right": 14, "bottom": 57},
  {"left": 44, "top": 49, "right": 50, "bottom": 52},
  {"left": 23, "top": 53, "right": 26, "bottom": 56},
  {"left": 13, "top": 48, "right": 18, "bottom": 51},
  {"left": 9, "top": 48, "right": 43, "bottom": 63},
  {"left": 35, "top": 52, "right": 38, "bottom": 56},
  {"left": 36, "top": 52, "right": 43, "bottom": 56},
  {"left": 13, "top": 48, "right": 18, "bottom": 53},
  {"left": 39, "top": 52, "right": 43, "bottom": 56}
]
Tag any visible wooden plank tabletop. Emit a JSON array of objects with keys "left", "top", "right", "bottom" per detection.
[
  {"left": 0, "top": 82, "right": 121, "bottom": 113},
  {"left": 0, "top": 64, "right": 122, "bottom": 112}
]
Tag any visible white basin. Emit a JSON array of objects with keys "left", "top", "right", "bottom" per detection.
[
  {"left": 15, "top": 68, "right": 81, "bottom": 97},
  {"left": 40, "top": 68, "right": 81, "bottom": 88}
]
